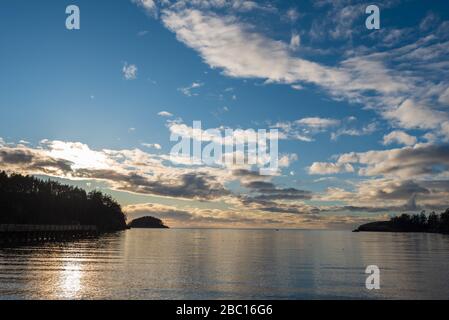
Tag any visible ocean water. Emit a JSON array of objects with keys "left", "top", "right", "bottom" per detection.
[{"left": 0, "top": 229, "right": 448, "bottom": 300}]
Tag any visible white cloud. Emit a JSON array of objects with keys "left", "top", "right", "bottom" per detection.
[
  {"left": 167, "top": 120, "right": 264, "bottom": 146},
  {"left": 439, "top": 87, "right": 449, "bottom": 105},
  {"left": 123, "top": 62, "right": 138, "bottom": 80},
  {"left": 132, "top": 0, "right": 158, "bottom": 17},
  {"left": 272, "top": 117, "right": 340, "bottom": 142},
  {"left": 331, "top": 122, "right": 376, "bottom": 141},
  {"left": 165, "top": 0, "right": 277, "bottom": 13},
  {"left": 285, "top": 8, "right": 299, "bottom": 23},
  {"left": 41, "top": 140, "right": 111, "bottom": 170},
  {"left": 129, "top": 2, "right": 449, "bottom": 142},
  {"left": 279, "top": 153, "right": 298, "bottom": 168},
  {"left": 178, "top": 82, "right": 203, "bottom": 96},
  {"left": 291, "top": 84, "right": 303, "bottom": 90},
  {"left": 161, "top": 9, "right": 348, "bottom": 87},
  {"left": 308, "top": 162, "right": 354, "bottom": 175},
  {"left": 289, "top": 32, "right": 300, "bottom": 51},
  {"left": 383, "top": 130, "right": 417, "bottom": 146},
  {"left": 141, "top": 143, "right": 162, "bottom": 150},
  {"left": 295, "top": 117, "right": 340, "bottom": 128},
  {"left": 160, "top": 8, "right": 415, "bottom": 105},
  {"left": 309, "top": 3, "right": 365, "bottom": 41},
  {"left": 336, "top": 143, "right": 449, "bottom": 179},
  {"left": 383, "top": 99, "right": 446, "bottom": 130},
  {"left": 158, "top": 111, "right": 173, "bottom": 117}
]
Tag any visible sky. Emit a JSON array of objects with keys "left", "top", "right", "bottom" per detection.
[{"left": 1, "top": 0, "right": 449, "bottom": 229}]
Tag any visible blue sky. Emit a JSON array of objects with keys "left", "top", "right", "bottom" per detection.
[{"left": 1, "top": 0, "right": 449, "bottom": 229}]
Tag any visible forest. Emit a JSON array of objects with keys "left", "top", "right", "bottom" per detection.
[
  {"left": 388, "top": 210, "right": 449, "bottom": 233},
  {"left": 356, "top": 209, "right": 449, "bottom": 234},
  {"left": 0, "top": 171, "right": 127, "bottom": 232}
]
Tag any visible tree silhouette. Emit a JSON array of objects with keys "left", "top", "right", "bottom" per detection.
[
  {"left": 388, "top": 209, "right": 449, "bottom": 233},
  {"left": 128, "top": 216, "right": 168, "bottom": 229},
  {"left": 0, "top": 171, "right": 126, "bottom": 232}
]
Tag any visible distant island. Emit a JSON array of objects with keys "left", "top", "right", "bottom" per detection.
[
  {"left": 355, "top": 209, "right": 449, "bottom": 234},
  {"left": 128, "top": 216, "right": 169, "bottom": 229},
  {"left": 0, "top": 171, "right": 127, "bottom": 232}
]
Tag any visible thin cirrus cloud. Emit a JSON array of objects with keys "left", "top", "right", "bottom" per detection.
[
  {"left": 130, "top": 1, "right": 449, "bottom": 141},
  {"left": 272, "top": 117, "right": 341, "bottom": 142},
  {"left": 330, "top": 122, "right": 377, "bottom": 141},
  {"left": 178, "top": 82, "right": 203, "bottom": 96},
  {"left": 131, "top": 0, "right": 449, "bottom": 143}
]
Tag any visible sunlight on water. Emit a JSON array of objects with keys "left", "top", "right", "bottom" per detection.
[
  {"left": 59, "top": 260, "right": 82, "bottom": 299},
  {"left": 1, "top": 229, "right": 449, "bottom": 300}
]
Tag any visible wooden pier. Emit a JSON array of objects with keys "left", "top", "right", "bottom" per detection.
[{"left": 0, "top": 224, "right": 98, "bottom": 244}]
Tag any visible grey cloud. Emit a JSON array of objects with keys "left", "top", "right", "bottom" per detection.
[
  {"left": 374, "top": 180, "right": 430, "bottom": 200},
  {"left": 125, "top": 203, "right": 286, "bottom": 226},
  {"left": 75, "top": 169, "right": 229, "bottom": 200},
  {"left": 30, "top": 158, "right": 73, "bottom": 174},
  {"left": 239, "top": 197, "right": 318, "bottom": 215},
  {"left": 126, "top": 205, "right": 194, "bottom": 222},
  {"left": 0, "top": 149, "right": 34, "bottom": 163},
  {"left": 336, "top": 144, "right": 449, "bottom": 178},
  {"left": 232, "top": 169, "right": 264, "bottom": 179},
  {"left": 242, "top": 180, "right": 275, "bottom": 189},
  {"left": 242, "top": 180, "right": 313, "bottom": 201},
  {"left": 0, "top": 148, "right": 73, "bottom": 174}
]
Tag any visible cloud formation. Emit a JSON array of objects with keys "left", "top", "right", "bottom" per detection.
[
  {"left": 178, "top": 82, "right": 203, "bottom": 96},
  {"left": 383, "top": 130, "right": 417, "bottom": 146},
  {"left": 123, "top": 62, "right": 138, "bottom": 80},
  {"left": 158, "top": 111, "right": 173, "bottom": 117},
  {"left": 131, "top": 1, "right": 449, "bottom": 143},
  {"left": 308, "top": 162, "right": 354, "bottom": 175}
]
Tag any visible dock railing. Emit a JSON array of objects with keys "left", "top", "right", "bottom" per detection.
[{"left": 0, "top": 224, "right": 97, "bottom": 233}]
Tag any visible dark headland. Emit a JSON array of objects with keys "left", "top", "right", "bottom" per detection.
[
  {"left": 354, "top": 209, "right": 449, "bottom": 234},
  {"left": 128, "top": 216, "right": 169, "bottom": 229}
]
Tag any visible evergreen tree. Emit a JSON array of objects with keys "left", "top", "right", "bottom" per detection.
[{"left": 0, "top": 171, "right": 126, "bottom": 231}]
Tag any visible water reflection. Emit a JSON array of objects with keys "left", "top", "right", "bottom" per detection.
[
  {"left": 59, "top": 260, "right": 82, "bottom": 298},
  {"left": 1, "top": 230, "right": 449, "bottom": 299}
]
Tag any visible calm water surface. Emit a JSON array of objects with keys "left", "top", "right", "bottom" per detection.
[{"left": 1, "top": 229, "right": 449, "bottom": 299}]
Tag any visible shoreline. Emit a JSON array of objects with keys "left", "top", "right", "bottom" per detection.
[{"left": 354, "top": 221, "right": 449, "bottom": 234}]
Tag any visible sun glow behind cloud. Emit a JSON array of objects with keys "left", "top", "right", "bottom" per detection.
[{"left": 42, "top": 140, "right": 111, "bottom": 170}]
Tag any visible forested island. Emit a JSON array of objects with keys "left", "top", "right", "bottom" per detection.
[
  {"left": 128, "top": 216, "right": 169, "bottom": 229},
  {"left": 355, "top": 209, "right": 449, "bottom": 234},
  {"left": 0, "top": 171, "right": 127, "bottom": 232}
]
